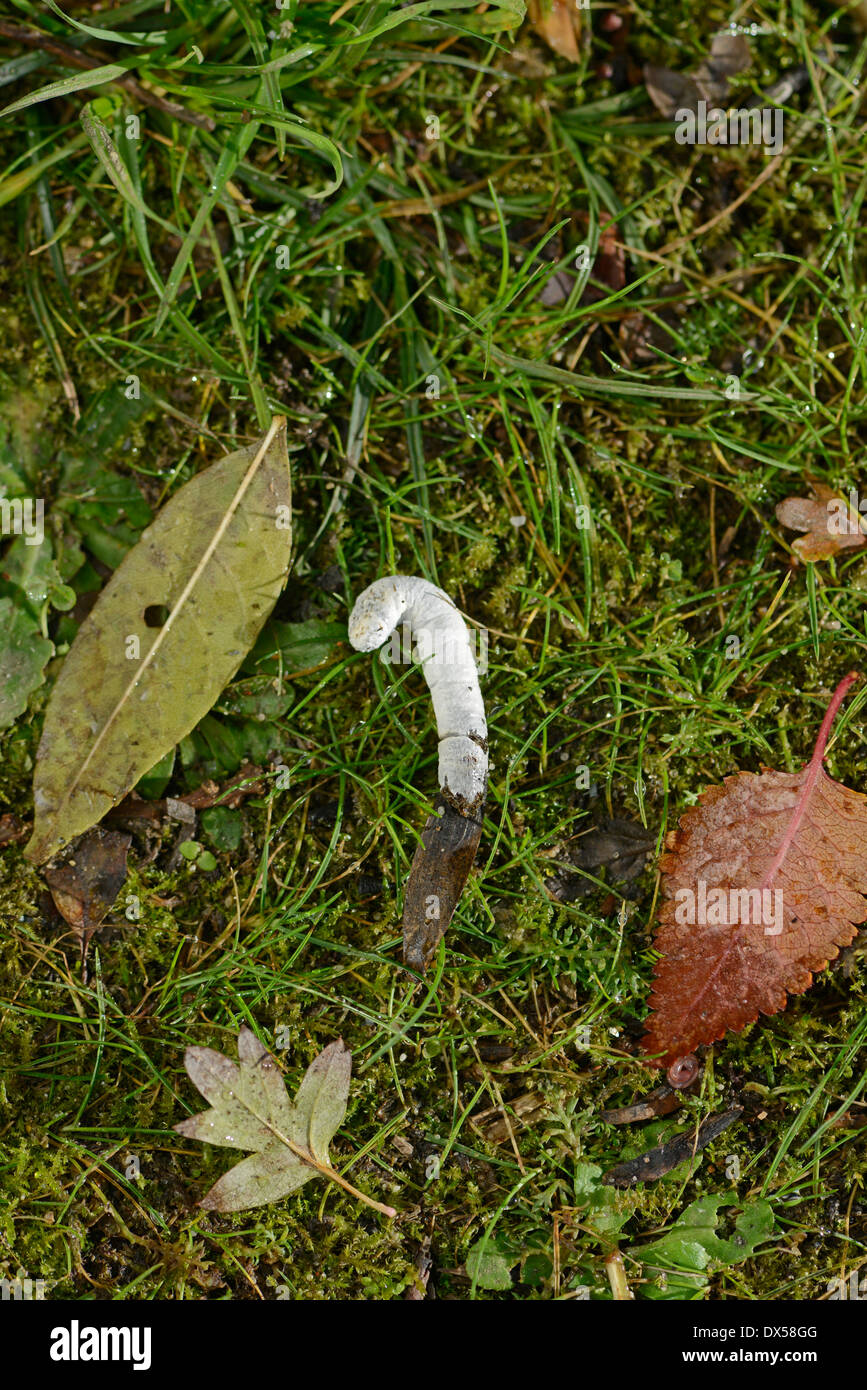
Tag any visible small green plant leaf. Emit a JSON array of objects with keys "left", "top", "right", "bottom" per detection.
[
  {"left": 246, "top": 617, "right": 345, "bottom": 678},
  {"left": 465, "top": 1235, "right": 515, "bottom": 1291},
  {"left": 26, "top": 418, "right": 292, "bottom": 863},
  {"left": 0, "top": 598, "right": 54, "bottom": 729},
  {"left": 200, "top": 806, "right": 242, "bottom": 851},
  {"left": 175, "top": 1028, "right": 394, "bottom": 1217},
  {"left": 1, "top": 536, "right": 75, "bottom": 618},
  {"left": 634, "top": 1195, "right": 776, "bottom": 1276}
]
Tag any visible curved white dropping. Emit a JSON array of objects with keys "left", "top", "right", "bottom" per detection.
[{"left": 348, "top": 575, "right": 487, "bottom": 813}]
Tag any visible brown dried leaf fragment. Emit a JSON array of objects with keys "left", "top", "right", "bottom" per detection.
[
  {"left": 538, "top": 216, "right": 625, "bottom": 307},
  {"left": 175, "top": 1028, "right": 394, "bottom": 1217},
  {"left": 472, "top": 1092, "right": 548, "bottom": 1143},
  {"left": 107, "top": 763, "right": 266, "bottom": 826},
  {"left": 44, "top": 827, "right": 131, "bottom": 941},
  {"left": 600, "top": 1082, "right": 687, "bottom": 1126},
  {"left": 528, "top": 0, "right": 581, "bottom": 63},
  {"left": 776, "top": 484, "right": 866, "bottom": 561},
  {"left": 0, "top": 813, "right": 27, "bottom": 846},
  {"left": 642, "top": 673, "right": 867, "bottom": 1068}
]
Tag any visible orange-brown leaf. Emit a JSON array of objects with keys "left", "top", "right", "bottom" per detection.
[
  {"left": 528, "top": 0, "right": 581, "bottom": 63},
  {"left": 776, "top": 484, "right": 866, "bottom": 561},
  {"left": 642, "top": 674, "right": 867, "bottom": 1067}
]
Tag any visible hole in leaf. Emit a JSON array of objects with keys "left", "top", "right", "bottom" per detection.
[{"left": 143, "top": 605, "right": 170, "bottom": 628}]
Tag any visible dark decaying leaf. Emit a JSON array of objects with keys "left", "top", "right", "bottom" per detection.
[
  {"left": 26, "top": 418, "right": 292, "bottom": 864},
  {"left": 404, "top": 1233, "right": 433, "bottom": 1301},
  {"left": 571, "top": 816, "right": 655, "bottom": 879},
  {"left": 601, "top": 1107, "right": 742, "bottom": 1187},
  {"left": 645, "top": 33, "right": 751, "bottom": 117},
  {"left": 175, "top": 1027, "right": 394, "bottom": 1217},
  {"left": 402, "top": 803, "right": 483, "bottom": 970},
  {"left": 642, "top": 673, "right": 867, "bottom": 1068},
  {"left": 644, "top": 65, "right": 704, "bottom": 120},
  {"left": 548, "top": 816, "right": 654, "bottom": 900},
  {"left": 692, "top": 33, "right": 753, "bottom": 103},
  {"left": 44, "top": 827, "right": 131, "bottom": 939},
  {"left": 776, "top": 483, "right": 866, "bottom": 561}
]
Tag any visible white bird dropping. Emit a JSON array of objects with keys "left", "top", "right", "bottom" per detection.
[{"left": 348, "top": 575, "right": 488, "bottom": 816}]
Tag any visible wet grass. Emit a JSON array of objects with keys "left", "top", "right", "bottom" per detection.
[{"left": 0, "top": 0, "right": 865, "bottom": 1301}]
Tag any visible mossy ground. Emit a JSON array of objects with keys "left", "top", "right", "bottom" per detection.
[{"left": 0, "top": 1, "right": 865, "bottom": 1301}]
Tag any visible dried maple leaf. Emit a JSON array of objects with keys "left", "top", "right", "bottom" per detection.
[
  {"left": 175, "top": 1028, "right": 395, "bottom": 1217},
  {"left": 776, "top": 484, "right": 866, "bottom": 561},
  {"left": 642, "top": 673, "right": 867, "bottom": 1069}
]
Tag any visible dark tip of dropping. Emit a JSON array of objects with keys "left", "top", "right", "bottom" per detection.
[
  {"left": 403, "top": 945, "right": 426, "bottom": 972},
  {"left": 402, "top": 931, "right": 433, "bottom": 973}
]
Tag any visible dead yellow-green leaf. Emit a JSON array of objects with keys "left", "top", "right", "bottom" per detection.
[
  {"left": 26, "top": 418, "right": 292, "bottom": 864},
  {"left": 175, "top": 1028, "right": 396, "bottom": 1217}
]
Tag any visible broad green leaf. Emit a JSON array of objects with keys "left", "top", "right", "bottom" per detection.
[
  {"left": 26, "top": 418, "right": 292, "bottom": 863},
  {"left": 175, "top": 1029, "right": 393, "bottom": 1217},
  {"left": 0, "top": 377, "right": 58, "bottom": 486},
  {"left": 642, "top": 1268, "right": 708, "bottom": 1302},
  {"left": 0, "top": 599, "right": 53, "bottom": 728},
  {"left": 246, "top": 617, "right": 345, "bottom": 677},
  {"left": 634, "top": 1196, "right": 776, "bottom": 1275},
  {"left": 521, "top": 1252, "right": 553, "bottom": 1287},
  {"left": 216, "top": 676, "right": 293, "bottom": 720},
  {"left": 573, "top": 1160, "right": 632, "bottom": 1235},
  {"left": 200, "top": 806, "right": 242, "bottom": 851}
]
